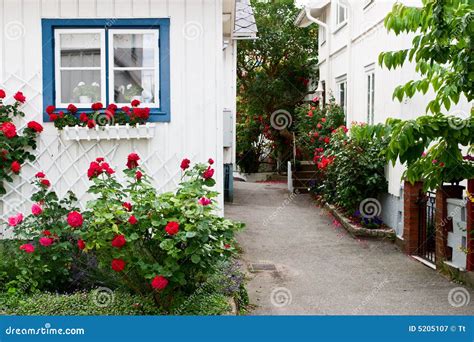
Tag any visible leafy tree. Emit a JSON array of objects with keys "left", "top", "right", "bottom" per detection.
[
  {"left": 379, "top": 0, "right": 474, "bottom": 189},
  {"left": 237, "top": 0, "right": 318, "bottom": 173}
]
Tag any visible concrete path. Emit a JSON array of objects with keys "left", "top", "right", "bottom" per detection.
[{"left": 225, "top": 181, "right": 474, "bottom": 315}]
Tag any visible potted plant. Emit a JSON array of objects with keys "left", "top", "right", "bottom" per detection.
[
  {"left": 121, "top": 83, "right": 143, "bottom": 102},
  {"left": 73, "top": 82, "right": 100, "bottom": 103}
]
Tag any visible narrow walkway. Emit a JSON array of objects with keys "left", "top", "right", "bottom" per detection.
[{"left": 225, "top": 181, "right": 474, "bottom": 315}]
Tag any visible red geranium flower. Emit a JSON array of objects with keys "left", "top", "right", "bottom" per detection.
[
  {"left": 79, "top": 113, "right": 89, "bottom": 122},
  {"left": 67, "top": 104, "right": 78, "bottom": 113},
  {"left": 91, "top": 102, "right": 103, "bottom": 111},
  {"left": 151, "top": 275, "right": 168, "bottom": 290},
  {"left": 111, "top": 259, "right": 126, "bottom": 272},
  {"left": 128, "top": 215, "right": 138, "bottom": 225},
  {"left": 19, "top": 243, "right": 35, "bottom": 253},
  {"left": 14, "top": 91, "right": 26, "bottom": 103},
  {"left": 67, "top": 211, "right": 83, "bottom": 228},
  {"left": 121, "top": 106, "right": 131, "bottom": 114},
  {"left": 126, "top": 153, "right": 140, "bottom": 169},
  {"left": 107, "top": 103, "right": 118, "bottom": 112},
  {"left": 131, "top": 107, "right": 150, "bottom": 121},
  {"left": 202, "top": 166, "right": 214, "bottom": 180},
  {"left": 87, "top": 119, "right": 96, "bottom": 128},
  {"left": 11, "top": 161, "right": 21, "bottom": 174},
  {"left": 111, "top": 234, "right": 126, "bottom": 248},
  {"left": 39, "top": 237, "right": 54, "bottom": 247},
  {"left": 40, "top": 179, "right": 51, "bottom": 187},
  {"left": 49, "top": 114, "right": 59, "bottom": 121},
  {"left": 27, "top": 121, "right": 43, "bottom": 133},
  {"left": 131, "top": 99, "right": 140, "bottom": 107},
  {"left": 77, "top": 239, "right": 86, "bottom": 250},
  {"left": 165, "top": 221, "right": 179, "bottom": 235},
  {"left": 1, "top": 122, "right": 17, "bottom": 138},
  {"left": 122, "top": 202, "right": 132, "bottom": 212},
  {"left": 46, "top": 105, "right": 55, "bottom": 114},
  {"left": 180, "top": 158, "right": 190, "bottom": 170},
  {"left": 0, "top": 89, "right": 5, "bottom": 98}
]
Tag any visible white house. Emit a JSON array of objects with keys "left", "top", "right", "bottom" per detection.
[
  {"left": 0, "top": 0, "right": 257, "bottom": 235},
  {"left": 295, "top": 0, "right": 472, "bottom": 237}
]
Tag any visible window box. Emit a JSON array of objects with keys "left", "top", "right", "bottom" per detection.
[
  {"left": 61, "top": 123, "right": 156, "bottom": 141},
  {"left": 42, "top": 19, "right": 170, "bottom": 123}
]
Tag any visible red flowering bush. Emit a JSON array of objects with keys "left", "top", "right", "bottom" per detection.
[
  {"left": 47, "top": 101, "right": 151, "bottom": 130},
  {"left": 78, "top": 154, "right": 242, "bottom": 309},
  {"left": 5, "top": 173, "right": 80, "bottom": 292},
  {"left": 294, "top": 97, "right": 345, "bottom": 161},
  {"left": 0, "top": 89, "right": 42, "bottom": 194}
]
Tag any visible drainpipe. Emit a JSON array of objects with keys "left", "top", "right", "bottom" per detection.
[{"left": 305, "top": 7, "right": 331, "bottom": 105}]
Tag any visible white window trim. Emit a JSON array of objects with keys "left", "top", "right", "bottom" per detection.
[
  {"left": 336, "top": 75, "right": 347, "bottom": 118},
  {"left": 108, "top": 29, "right": 160, "bottom": 108},
  {"left": 319, "top": 13, "right": 327, "bottom": 46},
  {"left": 334, "top": 1, "right": 348, "bottom": 32},
  {"left": 366, "top": 71, "right": 375, "bottom": 124},
  {"left": 54, "top": 29, "right": 106, "bottom": 108}
]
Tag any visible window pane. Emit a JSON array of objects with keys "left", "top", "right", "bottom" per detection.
[
  {"left": 60, "top": 33, "right": 101, "bottom": 67},
  {"left": 114, "top": 70, "right": 155, "bottom": 103},
  {"left": 338, "top": 5, "right": 346, "bottom": 24},
  {"left": 61, "top": 70, "right": 101, "bottom": 103},
  {"left": 113, "top": 33, "right": 156, "bottom": 68}
]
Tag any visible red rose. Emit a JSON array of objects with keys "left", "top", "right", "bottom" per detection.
[
  {"left": 67, "top": 104, "right": 78, "bottom": 113},
  {"left": 27, "top": 121, "right": 43, "bottom": 133},
  {"left": 91, "top": 102, "right": 103, "bottom": 111},
  {"left": 321, "top": 117, "right": 327, "bottom": 123},
  {"left": 43, "top": 230, "right": 51, "bottom": 236},
  {"left": 180, "top": 158, "right": 190, "bottom": 170},
  {"left": 131, "top": 99, "right": 140, "bottom": 107},
  {"left": 46, "top": 105, "right": 55, "bottom": 114},
  {"left": 39, "top": 237, "right": 54, "bottom": 247},
  {"left": 111, "top": 259, "right": 126, "bottom": 272},
  {"left": 111, "top": 234, "right": 126, "bottom": 248},
  {"left": 224, "top": 244, "right": 231, "bottom": 249},
  {"left": 202, "top": 166, "right": 214, "bottom": 180},
  {"left": 126, "top": 153, "right": 140, "bottom": 169},
  {"left": 165, "top": 221, "right": 179, "bottom": 235},
  {"left": 67, "top": 211, "right": 83, "bottom": 228},
  {"left": 135, "top": 170, "right": 143, "bottom": 181},
  {"left": 87, "top": 161, "right": 102, "bottom": 179},
  {"left": 79, "top": 113, "right": 88, "bottom": 122},
  {"left": 11, "top": 161, "right": 21, "bottom": 174},
  {"left": 151, "top": 275, "right": 168, "bottom": 290},
  {"left": 14, "top": 91, "right": 26, "bottom": 103},
  {"left": 324, "top": 136, "right": 330, "bottom": 144},
  {"left": 49, "top": 114, "right": 59, "bottom": 121},
  {"left": 19, "top": 243, "right": 35, "bottom": 253},
  {"left": 0, "top": 89, "right": 5, "bottom": 98},
  {"left": 40, "top": 179, "right": 51, "bottom": 187},
  {"left": 87, "top": 119, "right": 96, "bottom": 128},
  {"left": 77, "top": 239, "right": 86, "bottom": 250},
  {"left": 128, "top": 215, "right": 138, "bottom": 225},
  {"left": 35, "top": 171, "right": 45, "bottom": 179},
  {"left": 1, "top": 122, "right": 17, "bottom": 138},
  {"left": 208, "top": 158, "right": 214, "bottom": 165},
  {"left": 122, "top": 202, "right": 132, "bottom": 212}
]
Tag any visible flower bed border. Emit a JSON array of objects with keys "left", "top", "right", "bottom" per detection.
[
  {"left": 324, "top": 203, "right": 396, "bottom": 239},
  {"left": 61, "top": 123, "right": 156, "bottom": 141}
]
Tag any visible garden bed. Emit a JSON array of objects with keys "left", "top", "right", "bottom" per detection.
[{"left": 324, "top": 203, "right": 396, "bottom": 239}]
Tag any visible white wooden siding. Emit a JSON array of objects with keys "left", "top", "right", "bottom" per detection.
[{"left": 0, "top": 0, "right": 225, "bottom": 235}]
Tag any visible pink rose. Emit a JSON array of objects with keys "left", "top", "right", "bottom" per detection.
[
  {"left": 8, "top": 213, "right": 23, "bottom": 226},
  {"left": 198, "top": 197, "right": 212, "bottom": 206},
  {"left": 39, "top": 237, "right": 54, "bottom": 247},
  {"left": 31, "top": 203, "right": 43, "bottom": 216}
]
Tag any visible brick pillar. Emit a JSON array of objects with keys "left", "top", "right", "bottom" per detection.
[
  {"left": 435, "top": 185, "right": 464, "bottom": 265},
  {"left": 467, "top": 180, "right": 474, "bottom": 271},
  {"left": 403, "top": 181, "right": 424, "bottom": 254}
]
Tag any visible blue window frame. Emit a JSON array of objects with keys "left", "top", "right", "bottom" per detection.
[{"left": 42, "top": 18, "right": 170, "bottom": 122}]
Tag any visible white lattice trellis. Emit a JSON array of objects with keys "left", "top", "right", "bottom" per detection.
[{"left": 0, "top": 74, "right": 187, "bottom": 238}]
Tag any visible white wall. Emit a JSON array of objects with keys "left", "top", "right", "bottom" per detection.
[{"left": 0, "top": 0, "right": 226, "bottom": 233}]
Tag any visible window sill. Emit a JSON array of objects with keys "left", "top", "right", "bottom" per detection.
[
  {"left": 333, "top": 21, "right": 347, "bottom": 34},
  {"left": 61, "top": 123, "right": 155, "bottom": 141}
]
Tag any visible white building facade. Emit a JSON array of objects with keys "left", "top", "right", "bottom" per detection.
[
  {"left": 296, "top": 0, "right": 472, "bottom": 236},
  {"left": 0, "top": 0, "right": 256, "bottom": 235}
]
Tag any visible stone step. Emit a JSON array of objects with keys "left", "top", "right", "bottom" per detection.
[
  {"left": 295, "top": 162, "right": 317, "bottom": 172},
  {"left": 293, "top": 171, "right": 318, "bottom": 179}
]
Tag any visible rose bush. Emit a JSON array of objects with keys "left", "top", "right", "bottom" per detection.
[
  {"left": 47, "top": 100, "right": 150, "bottom": 130},
  {"left": 76, "top": 154, "right": 243, "bottom": 308},
  {"left": 0, "top": 89, "right": 42, "bottom": 194},
  {"left": 5, "top": 173, "right": 79, "bottom": 293}
]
